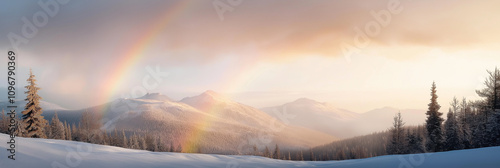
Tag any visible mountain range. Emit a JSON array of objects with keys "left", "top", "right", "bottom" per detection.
[{"left": 0, "top": 91, "right": 427, "bottom": 153}]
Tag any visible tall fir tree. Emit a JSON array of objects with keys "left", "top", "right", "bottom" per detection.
[
  {"left": 176, "top": 144, "right": 183, "bottom": 153},
  {"left": 169, "top": 142, "right": 175, "bottom": 152},
  {"left": 272, "top": 144, "right": 280, "bottom": 159},
  {"left": 425, "top": 82, "right": 444, "bottom": 152},
  {"left": 21, "top": 69, "right": 47, "bottom": 138},
  {"left": 476, "top": 68, "right": 500, "bottom": 146},
  {"left": 309, "top": 148, "right": 315, "bottom": 161},
  {"left": 476, "top": 67, "right": 500, "bottom": 112},
  {"left": 253, "top": 144, "right": 258, "bottom": 156},
  {"left": 264, "top": 146, "right": 271, "bottom": 158},
  {"left": 300, "top": 151, "right": 304, "bottom": 161},
  {"left": 444, "top": 109, "right": 462, "bottom": 151},
  {"left": 122, "top": 130, "right": 128, "bottom": 148},
  {"left": 458, "top": 98, "right": 472, "bottom": 148},
  {"left": 65, "top": 121, "right": 72, "bottom": 140},
  {"left": 387, "top": 112, "right": 405, "bottom": 154}
]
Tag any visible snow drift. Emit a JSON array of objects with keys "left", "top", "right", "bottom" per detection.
[{"left": 1, "top": 133, "right": 499, "bottom": 168}]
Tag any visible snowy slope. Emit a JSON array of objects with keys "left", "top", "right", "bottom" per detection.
[{"left": 1, "top": 134, "right": 499, "bottom": 168}]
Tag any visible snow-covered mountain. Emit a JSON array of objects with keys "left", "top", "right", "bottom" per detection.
[
  {"left": 353, "top": 107, "right": 426, "bottom": 134},
  {"left": 262, "top": 98, "right": 359, "bottom": 138},
  {"left": 138, "top": 92, "right": 172, "bottom": 101},
  {"left": 1, "top": 133, "right": 499, "bottom": 168},
  {"left": 262, "top": 99, "right": 427, "bottom": 138},
  {"left": 181, "top": 90, "right": 284, "bottom": 128},
  {"left": 56, "top": 91, "right": 335, "bottom": 154}
]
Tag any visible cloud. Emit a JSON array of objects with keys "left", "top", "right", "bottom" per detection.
[{"left": 1, "top": 0, "right": 500, "bottom": 109}]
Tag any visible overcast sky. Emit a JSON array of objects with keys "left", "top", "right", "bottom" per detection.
[{"left": 1, "top": 0, "right": 500, "bottom": 112}]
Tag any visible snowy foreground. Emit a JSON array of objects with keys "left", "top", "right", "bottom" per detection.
[{"left": 1, "top": 134, "right": 499, "bottom": 168}]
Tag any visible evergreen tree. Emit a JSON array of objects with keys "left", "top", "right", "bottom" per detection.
[
  {"left": 272, "top": 144, "right": 280, "bottom": 159},
  {"left": 425, "top": 82, "right": 444, "bottom": 152},
  {"left": 21, "top": 69, "right": 47, "bottom": 138},
  {"left": 336, "top": 149, "right": 346, "bottom": 160},
  {"left": 129, "top": 133, "right": 139, "bottom": 149},
  {"left": 264, "top": 146, "right": 271, "bottom": 158},
  {"left": 49, "top": 112, "right": 65, "bottom": 139},
  {"left": 252, "top": 144, "right": 258, "bottom": 156},
  {"left": 444, "top": 109, "right": 462, "bottom": 151},
  {"left": 406, "top": 128, "right": 424, "bottom": 154},
  {"left": 300, "top": 151, "right": 304, "bottom": 161},
  {"left": 145, "top": 133, "right": 157, "bottom": 151},
  {"left": 139, "top": 136, "right": 147, "bottom": 150},
  {"left": 309, "top": 148, "right": 315, "bottom": 161},
  {"left": 458, "top": 98, "right": 472, "bottom": 148},
  {"left": 12, "top": 117, "right": 25, "bottom": 136},
  {"left": 71, "top": 123, "right": 78, "bottom": 141},
  {"left": 176, "top": 144, "right": 183, "bottom": 153},
  {"left": 156, "top": 137, "right": 166, "bottom": 152},
  {"left": 64, "top": 121, "right": 72, "bottom": 140},
  {"left": 477, "top": 67, "right": 500, "bottom": 146},
  {"left": 387, "top": 112, "right": 405, "bottom": 154},
  {"left": 122, "top": 130, "right": 128, "bottom": 148},
  {"left": 476, "top": 67, "right": 500, "bottom": 112},
  {"left": 169, "top": 142, "right": 175, "bottom": 152}
]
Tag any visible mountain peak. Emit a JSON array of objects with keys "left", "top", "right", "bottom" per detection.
[
  {"left": 137, "top": 93, "right": 171, "bottom": 101},
  {"left": 201, "top": 90, "right": 220, "bottom": 97},
  {"left": 292, "top": 98, "right": 319, "bottom": 104},
  {"left": 181, "top": 90, "right": 231, "bottom": 105}
]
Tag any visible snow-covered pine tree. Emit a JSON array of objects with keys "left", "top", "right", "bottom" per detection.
[
  {"left": 309, "top": 148, "right": 315, "bottom": 161},
  {"left": 264, "top": 146, "right": 270, "bottom": 158},
  {"left": 456, "top": 98, "right": 472, "bottom": 149},
  {"left": 444, "top": 109, "right": 462, "bottom": 151},
  {"left": 476, "top": 67, "right": 500, "bottom": 146},
  {"left": 21, "top": 69, "right": 48, "bottom": 138},
  {"left": 49, "top": 112, "right": 65, "bottom": 139},
  {"left": 486, "top": 110, "right": 500, "bottom": 146},
  {"left": 273, "top": 144, "right": 280, "bottom": 159},
  {"left": 139, "top": 136, "right": 147, "bottom": 150},
  {"left": 65, "top": 121, "right": 72, "bottom": 140},
  {"left": 13, "top": 116, "right": 25, "bottom": 136},
  {"left": 425, "top": 82, "right": 444, "bottom": 152},
  {"left": 300, "top": 150, "right": 304, "bottom": 161},
  {"left": 252, "top": 144, "right": 258, "bottom": 156},
  {"left": 176, "top": 144, "right": 183, "bottom": 153},
  {"left": 387, "top": 112, "right": 405, "bottom": 154},
  {"left": 129, "top": 133, "right": 139, "bottom": 149},
  {"left": 122, "top": 130, "right": 129, "bottom": 148},
  {"left": 476, "top": 67, "right": 500, "bottom": 113},
  {"left": 145, "top": 133, "right": 157, "bottom": 151},
  {"left": 405, "top": 128, "right": 424, "bottom": 154},
  {"left": 169, "top": 142, "right": 175, "bottom": 152},
  {"left": 156, "top": 136, "right": 166, "bottom": 152}
]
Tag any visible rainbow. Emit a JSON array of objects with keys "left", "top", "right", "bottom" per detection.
[
  {"left": 95, "top": 0, "right": 267, "bottom": 153},
  {"left": 97, "top": 1, "right": 193, "bottom": 106}
]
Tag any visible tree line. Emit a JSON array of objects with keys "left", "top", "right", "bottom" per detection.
[
  {"left": 0, "top": 69, "right": 184, "bottom": 153},
  {"left": 301, "top": 67, "right": 500, "bottom": 161}
]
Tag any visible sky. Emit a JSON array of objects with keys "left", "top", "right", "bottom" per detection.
[{"left": 1, "top": 0, "right": 500, "bottom": 113}]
